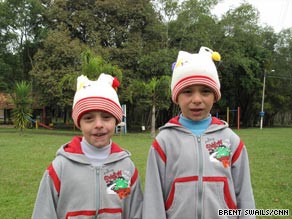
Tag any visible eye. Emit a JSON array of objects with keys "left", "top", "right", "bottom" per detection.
[
  {"left": 101, "top": 112, "right": 113, "bottom": 120},
  {"left": 181, "top": 88, "right": 192, "bottom": 94},
  {"left": 81, "top": 114, "right": 93, "bottom": 122},
  {"left": 201, "top": 87, "right": 213, "bottom": 94}
]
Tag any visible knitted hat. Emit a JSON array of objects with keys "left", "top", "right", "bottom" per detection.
[
  {"left": 171, "top": 46, "right": 221, "bottom": 103},
  {"left": 72, "top": 73, "right": 123, "bottom": 128}
]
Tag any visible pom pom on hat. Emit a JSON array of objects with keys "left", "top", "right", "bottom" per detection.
[
  {"left": 212, "top": 51, "right": 221, "bottom": 61},
  {"left": 72, "top": 73, "right": 123, "bottom": 128},
  {"left": 171, "top": 46, "right": 221, "bottom": 103}
]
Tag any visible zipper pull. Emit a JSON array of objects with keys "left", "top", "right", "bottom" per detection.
[{"left": 197, "top": 136, "right": 201, "bottom": 144}]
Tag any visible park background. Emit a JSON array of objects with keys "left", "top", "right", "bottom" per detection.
[
  {"left": 0, "top": 1, "right": 292, "bottom": 218},
  {"left": 0, "top": 0, "right": 291, "bottom": 133}
]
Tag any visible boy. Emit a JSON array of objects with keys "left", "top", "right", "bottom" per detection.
[
  {"left": 142, "top": 47, "right": 255, "bottom": 219},
  {"left": 32, "top": 73, "right": 143, "bottom": 219}
]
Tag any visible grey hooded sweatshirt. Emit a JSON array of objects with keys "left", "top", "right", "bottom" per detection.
[
  {"left": 32, "top": 136, "right": 143, "bottom": 219},
  {"left": 143, "top": 116, "right": 255, "bottom": 219}
]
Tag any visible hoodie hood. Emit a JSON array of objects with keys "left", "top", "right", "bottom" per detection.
[{"left": 56, "top": 136, "right": 131, "bottom": 165}]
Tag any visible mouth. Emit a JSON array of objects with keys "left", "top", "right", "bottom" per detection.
[
  {"left": 92, "top": 132, "right": 107, "bottom": 137},
  {"left": 190, "top": 108, "right": 203, "bottom": 112},
  {"left": 190, "top": 108, "right": 203, "bottom": 116}
]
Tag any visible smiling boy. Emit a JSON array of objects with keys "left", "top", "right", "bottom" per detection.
[{"left": 32, "top": 73, "right": 143, "bottom": 219}]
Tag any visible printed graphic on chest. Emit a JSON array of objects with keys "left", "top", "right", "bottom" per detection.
[
  {"left": 104, "top": 169, "right": 131, "bottom": 199},
  {"left": 205, "top": 138, "right": 231, "bottom": 168}
]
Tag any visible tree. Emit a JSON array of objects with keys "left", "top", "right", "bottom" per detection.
[
  {"left": 130, "top": 75, "right": 171, "bottom": 136},
  {"left": 80, "top": 49, "right": 122, "bottom": 80},
  {"left": 1, "top": 0, "right": 292, "bottom": 128},
  {"left": 264, "top": 28, "right": 292, "bottom": 126},
  {"left": 0, "top": 0, "right": 45, "bottom": 91},
  {"left": 148, "top": 76, "right": 171, "bottom": 136},
  {"left": 167, "top": 0, "right": 220, "bottom": 50},
  {"left": 29, "top": 0, "right": 161, "bottom": 126},
  {"left": 12, "top": 81, "right": 33, "bottom": 134},
  {"left": 215, "top": 3, "right": 274, "bottom": 126},
  {"left": 30, "top": 29, "right": 85, "bottom": 109},
  {"left": 59, "top": 49, "right": 123, "bottom": 98}
]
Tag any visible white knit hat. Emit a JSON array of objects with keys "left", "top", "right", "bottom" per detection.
[
  {"left": 171, "top": 46, "right": 221, "bottom": 103},
  {"left": 72, "top": 73, "right": 123, "bottom": 128}
]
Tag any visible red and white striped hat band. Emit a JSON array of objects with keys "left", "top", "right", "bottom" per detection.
[
  {"left": 172, "top": 75, "right": 221, "bottom": 103},
  {"left": 72, "top": 97, "right": 123, "bottom": 128}
]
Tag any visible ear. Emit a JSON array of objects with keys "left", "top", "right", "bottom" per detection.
[{"left": 76, "top": 75, "right": 89, "bottom": 91}]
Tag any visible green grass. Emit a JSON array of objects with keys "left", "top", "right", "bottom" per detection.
[
  {"left": 0, "top": 127, "right": 291, "bottom": 218},
  {"left": 234, "top": 128, "right": 292, "bottom": 218}
]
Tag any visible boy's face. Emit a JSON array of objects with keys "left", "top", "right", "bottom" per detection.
[
  {"left": 177, "top": 84, "right": 215, "bottom": 121},
  {"left": 79, "top": 111, "right": 116, "bottom": 148}
]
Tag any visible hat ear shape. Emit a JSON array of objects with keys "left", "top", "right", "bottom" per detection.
[
  {"left": 76, "top": 75, "right": 89, "bottom": 92},
  {"left": 199, "top": 46, "right": 213, "bottom": 56}
]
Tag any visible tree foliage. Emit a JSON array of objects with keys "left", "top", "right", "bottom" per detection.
[
  {"left": 29, "top": 29, "right": 85, "bottom": 109},
  {"left": 1, "top": 0, "right": 292, "bottom": 128}
]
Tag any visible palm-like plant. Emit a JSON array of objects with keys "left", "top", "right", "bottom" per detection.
[{"left": 12, "top": 81, "right": 33, "bottom": 134}]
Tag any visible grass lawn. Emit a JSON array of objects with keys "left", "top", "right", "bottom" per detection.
[{"left": 0, "top": 127, "right": 291, "bottom": 218}]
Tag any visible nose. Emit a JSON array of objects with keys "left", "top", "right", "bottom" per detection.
[
  {"left": 191, "top": 92, "right": 202, "bottom": 104},
  {"left": 94, "top": 117, "right": 103, "bottom": 128}
]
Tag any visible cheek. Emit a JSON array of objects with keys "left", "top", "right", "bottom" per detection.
[
  {"left": 80, "top": 125, "right": 90, "bottom": 135},
  {"left": 177, "top": 95, "right": 188, "bottom": 105},
  {"left": 108, "top": 120, "right": 118, "bottom": 130},
  {"left": 207, "top": 99, "right": 215, "bottom": 108}
]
